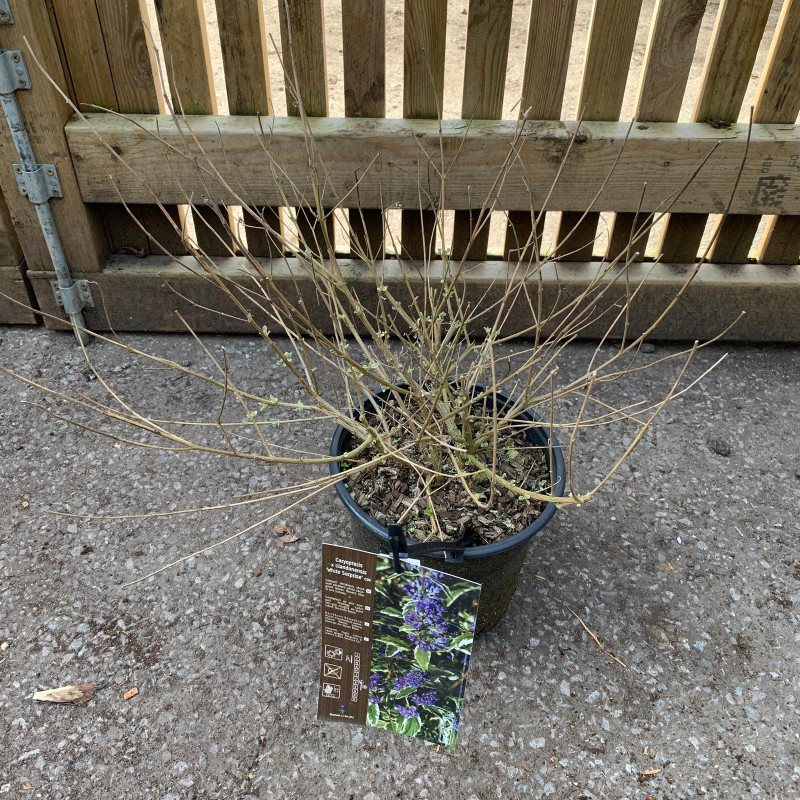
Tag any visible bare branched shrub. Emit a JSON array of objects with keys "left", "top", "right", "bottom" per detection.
[{"left": 3, "top": 38, "right": 744, "bottom": 574}]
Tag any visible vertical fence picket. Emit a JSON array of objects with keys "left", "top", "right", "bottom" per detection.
[
  {"left": 278, "top": 0, "right": 334, "bottom": 252},
  {"left": 47, "top": 0, "right": 118, "bottom": 111},
  {"left": 0, "top": 193, "right": 22, "bottom": 265},
  {"left": 342, "top": 0, "right": 386, "bottom": 259},
  {"left": 554, "top": 0, "right": 643, "bottom": 262},
  {"left": 50, "top": 0, "right": 187, "bottom": 256},
  {"left": 0, "top": 191, "right": 35, "bottom": 323},
  {"left": 154, "top": 0, "right": 233, "bottom": 256},
  {"left": 503, "top": 0, "right": 578, "bottom": 261},
  {"left": 401, "top": 0, "right": 447, "bottom": 260},
  {"left": 707, "top": 0, "right": 800, "bottom": 264},
  {"left": 451, "top": 0, "right": 513, "bottom": 261},
  {"left": 605, "top": 0, "right": 707, "bottom": 262},
  {"left": 215, "top": 0, "right": 283, "bottom": 257},
  {"left": 0, "top": 0, "right": 108, "bottom": 277},
  {"left": 657, "top": 0, "right": 772, "bottom": 264}
]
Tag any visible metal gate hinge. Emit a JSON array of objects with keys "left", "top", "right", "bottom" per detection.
[
  {"left": 0, "top": 2, "right": 13, "bottom": 25},
  {"left": 51, "top": 280, "right": 94, "bottom": 315},
  {"left": 0, "top": 50, "right": 29, "bottom": 93},
  {"left": 13, "top": 163, "right": 62, "bottom": 203}
]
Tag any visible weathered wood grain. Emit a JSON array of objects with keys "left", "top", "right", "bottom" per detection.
[
  {"left": 658, "top": 0, "right": 773, "bottom": 263},
  {"left": 153, "top": 0, "right": 232, "bottom": 255},
  {"left": 342, "top": 0, "right": 385, "bottom": 258},
  {"left": 634, "top": 0, "right": 708, "bottom": 122},
  {"left": 215, "top": 0, "right": 271, "bottom": 116},
  {"left": 215, "top": 0, "right": 282, "bottom": 257},
  {"left": 27, "top": 256, "right": 800, "bottom": 342},
  {"left": 48, "top": 0, "right": 119, "bottom": 112},
  {"left": 453, "top": 0, "right": 514, "bottom": 261},
  {"left": 67, "top": 115, "right": 800, "bottom": 215},
  {"left": 0, "top": 191, "right": 23, "bottom": 266},
  {"left": 278, "top": 0, "right": 333, "bottom": 251},
  {"left": 96, "top": 0, "right": 165, "bottom": 115},
  {"left": 521, "top": 0, "right": 580, "bottom": 120},
  {"left": 49, "top": 0, "right": 185, "bottom": 257},
  {"left": 757, "top": 217, "right": 800, "bottom": 264},
  {"left": 152, "top": 0, "right": 216, "bottom": 115},
  {"left": 555, "top": 0, "right": 644, "bottom": 261},
  {"left": 0, "top": 0, "right": 108, "bottom": 273},
  {"left": 713, "top": 0, "right": 800, "bottom": 265},
  {"left": 278, "top": 0, "right": 328, "bottom": 117},
  {"left": 0, "top": 188, "right": 33, "bottom": 323},
  {"left": 342, "top": 0, "right": 385, "bottom": 118},
  {"left": 402, "top": 0, "right": 447, "bottom": 259},
  {"left": 0, "top": 265, "right": 37, "bottom": 324},
  {"left": 505, "top": 0, "right": 578, "bottom": 260},
  {"left": 607, "top": 0, "right": 707, "bottom": 261}
]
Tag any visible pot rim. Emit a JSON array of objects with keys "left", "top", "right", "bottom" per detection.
[{"left": 329, "top": 385, "right": 567, "bottom": 560}]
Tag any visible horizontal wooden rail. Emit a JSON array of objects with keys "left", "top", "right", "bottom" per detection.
[
  {"left": 66, "top": 115, "right": 800, "bottom": 215},
  {"left": 26, "top": 256, "right": 800, "bottom": 342}
]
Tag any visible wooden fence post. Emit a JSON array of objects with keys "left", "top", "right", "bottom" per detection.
[
  {"left": 553, "top": 0, "right": 644, "bottom": 261},
  {"left": 504, "top": 0, "right": 578, "bottom": 261},
  {"left": 0, "top": 0, "right": 108, "bottom": 282},
  {"left": 0, "top": 190, "right": 35, "bottom": 322},
  {"left": 342, "top": 0, "right": 386, "bottom": 259},
  {"left": 656, "top": 0, "right": 773, "bottom": 263},
  {"left": 452, "top": 0, "right": 513, "bottom": 262},
  {"left": 401, "top": 0, "right": 447, "bottom": 261},
  {"left": 604, "top": 0, "right": 707, "bottom": 262},
  {"left": 278, "top": 0, "right": 335, "bottom": 251}
]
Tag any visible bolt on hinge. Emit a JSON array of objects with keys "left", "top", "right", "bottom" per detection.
[
  {"left": 0, "top": 50, "right": 29, "bottom": 93},
  {"left": 0, "top": 1, "right": 13, "bottom": 25},
  {"left": 51, "top": 280, "right": 94, "bottom": 315},
  {"left": 13, "top": 163, "right": 63, "bottom": 204}
]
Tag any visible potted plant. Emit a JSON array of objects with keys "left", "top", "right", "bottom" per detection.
[{"left": 4, "top": 79, "right": 734, "bottom": 634}]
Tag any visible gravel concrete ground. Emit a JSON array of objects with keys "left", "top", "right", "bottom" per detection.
[{"left": 1, "top": 327, "right": 799, "bottom": 799}]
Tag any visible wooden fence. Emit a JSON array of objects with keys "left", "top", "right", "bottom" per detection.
[{"left": 1, "top": 0, "right": 799, "bottom": 340}]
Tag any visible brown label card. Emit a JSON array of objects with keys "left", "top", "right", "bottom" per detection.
[{"left": 317, "top": 543, "right": 481, "bottom": 749}]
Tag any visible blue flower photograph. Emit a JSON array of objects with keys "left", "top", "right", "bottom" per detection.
[{"left": 366, "top": 558, "right": 480, "bottom": 748}]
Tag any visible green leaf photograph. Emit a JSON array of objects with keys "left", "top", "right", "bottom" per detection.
[{"left": 366, "top": 557, "right": 480, "bottom": 748}]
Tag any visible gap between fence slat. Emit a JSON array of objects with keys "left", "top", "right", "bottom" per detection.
[
  {"left": 401, "top": 0, "right": 447, "bottom": 261},
  {"left": 657, "top": 0, "right": 773, "bottom": 264},
  {"left": 711, "top": 0, "right": 800, "bottom": 265},
  {"left": 278, "top": 0, "right": 335, "bottom": 253},
  {"left": 504, "top": 0, "right": 578, "bottom": 262},
  {"left": 452, "top": 0, "right": 513, "bottom": 262},
  {"left": 342, "top": 0, "right": 386, "bottom": 259},
  {"left": 605, "top": 0, "right": 707, "bottom": 263},
  {"left": 554, "top": 0, "right": 644, "bottom": 262}
]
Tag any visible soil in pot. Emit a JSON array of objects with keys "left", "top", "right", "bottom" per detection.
[{"left": 344, "top": 416, "right": 553, "bottom": 546}]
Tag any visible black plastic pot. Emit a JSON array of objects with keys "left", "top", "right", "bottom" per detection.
[{"left": 329, "top": 385, "right": 567, "bottom": 633}]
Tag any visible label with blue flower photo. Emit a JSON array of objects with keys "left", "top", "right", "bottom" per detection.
[{"left": 317, "top": 543, "right": 480, "bottom": 749}]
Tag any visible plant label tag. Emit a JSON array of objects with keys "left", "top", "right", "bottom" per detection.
[{"left": 317, "top": 543, "right": 480, "bottom": 749}]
